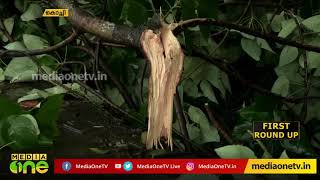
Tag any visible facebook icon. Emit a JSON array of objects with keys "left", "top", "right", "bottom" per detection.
[{"left": 62, "top": 161, "right": 72, "bottom": 172}]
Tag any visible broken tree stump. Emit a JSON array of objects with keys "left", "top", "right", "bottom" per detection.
[{"left": 141, "top": 24, "right": 184, "bottom": 150}]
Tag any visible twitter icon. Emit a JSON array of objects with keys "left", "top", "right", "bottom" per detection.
[{"left": 123, "top": 161, "right": 133, "bottom": 171}]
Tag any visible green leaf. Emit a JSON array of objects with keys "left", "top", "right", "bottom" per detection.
[
  {"left": 3, "top": 114, "right": 40, "bottom": 149},
  {"left": 239, "top": 106, "right": 273, "bottom": 122},
  {"left": 17, "top": 83, "right": 80, "bottom": 103},
  {"left": 173, "top": 121, "right": 201, "bottom": 141},
  {"left": 206, "top": 66, "right": 227, "bottom": 98},
  {"left": 181, "top": 0, "right": 197, "bottom": 20},
  {"left": 278, "top": 46, "right": 298, "bottom": 67},
  {"left": 1, "top": 17, "right": 14, "bottom": 42},
  {"left": 188, "top": 106, "right": 207, "bottom": 124},
  {"left": 34, "top": 94, "right": 64, "bottom": 138},
  {"left": 278, "top": 19, "right": 297, "bottom": 38},
  {"left": 38, "top": 135, "right": 53, "bottom": 146},
  {"left": 241, "top": 38, "right": 261, "bottom": 61},
  {"left": 233, "top": 30, "right": 255, "bottom": 40},
  {"left": 188, "top": 106, "right": 220, "bottom": 143},
  {"left": 38, "top": 55, "right": 58, "bottom": 69},
  {"left": 4, "top": 41, "right": 27, "bottom": 51},
  {"left": 280, "top": 150, "right": 289, "bottom": 158},
  {"left": 46, "top": 83, "right": 72, "bottom": 94},
  {"left": 105, "top": 86, "right": 125, "bottom": 106},
  {"left": 281, "top": 128, "right": 315, "bottom": 156},
  {"left": 21, "top": 4, "right": 42, "bottom": 21},
  {"left": 302, "top": 15, "right": 320, "bottom": 32},
  {"left": 120, "top": 0, "right": 148, "bottom": 25},
  {"left": 268, "top": 11, "right": 285, "bottom": 32},
  {"left": 182, "top": 56, "right": 202, "bottom": 80},
  {"left": 89, "top": 148, "right": 110, "bottom": 154},
  {"left": 256, "top": 38, "right": 274, "bottom": 53},
  {"left": 214, "top": 145, "right": 257, "bottom": 158},
  {"left": 304, "top": 101, "right": 320, "bottom": 122},
  {"left": 17, "top": 90, "right": 47, "bottom": 103},
  {"left": 58, "top": 17, "right": 67, "bottom": 26},
  {"left": 301, "top": 36, "right": 320, "bottom": 70},
  {"left": 0, "top": 68, "right": 4, "bottom": 82},
  {"left": 221, "top": 71, "right": 231, "bottom": 93},
  {"left": 15, "top": 0, "right": 27, "bottom": 12},
  {"left": 232, "top": 121, "right": 252, "bottom": 143},
  {"left": 0, "top": 96, "right": 23, "bottom": 121},
  {"left": 186, "top": 123, "right": 201, "bottom": 141},
  {"left": 200, "top": 80, "right": 218, "bottom": 103},
  {"left": 23, "top": 34, "right": 48, "bottom": 50},
  {"left": 314, "top": 68, "right": 320, "bottom": 77},
  {"left": 181, "top": 79, "right": 198, "bottom": 98},
  {"left": 199, "top": 122, "right": 220, "bottom": 143},
  {"left": 271, "top": 76, "right": 290, "bottom": 97},
  {"left": 298, "top": 51, "right": 320, "bottom": 69},
  {"left": 3, "top": 57, "right": 38, "bottom": 83},
  {"left": 182, "top": 57, "right": 229, "bottom": 99},
  {"left": 3, "top": 17, "right": 14, "bottom": 34},
  {"left": 262, "top": 151, "right": 272, "bottom": 158},
  {"left": 275, "top": 61, "right": 303, "bottom": 83}
]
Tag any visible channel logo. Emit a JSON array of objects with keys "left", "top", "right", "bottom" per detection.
[
  {"left": 186, "top": 162, "right": 195, "bottom": 171},
  {"left": 123, "top": 161, "right": 133, "bottom": 171},
  {"left": 10, "top": 154, "right": 49, "bottom": 174}
]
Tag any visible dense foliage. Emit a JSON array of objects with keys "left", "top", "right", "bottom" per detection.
[{"left": 0, "top": 0, "right": 320, "bottom": 162}]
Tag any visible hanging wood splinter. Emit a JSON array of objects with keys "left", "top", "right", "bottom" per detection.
[{"left": 141, "top": 23, "right": 184, "bottom": 150}]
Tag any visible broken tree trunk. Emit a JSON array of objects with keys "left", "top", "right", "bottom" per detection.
[{"left": 141, "top": 24, "right": 184, "bottom": 150}]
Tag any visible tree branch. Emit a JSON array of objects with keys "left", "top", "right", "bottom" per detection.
[
  {"left": 50, "top": 0, "right": 144, "bottom": 48},
  {"left": 46, "top": 1, "right": 320, "bottom": 55},
  {"left": 174, "top": 90, "right": 191, "bottom": 151},
  {"left": 174, "top": 18, "right": 320, "bottom": 53},
  {"left": 204, "top": 103, "right": 234, "bottom": 145},
  {"left": 0, "top": 29, "right": 77, "bottom": 58}
]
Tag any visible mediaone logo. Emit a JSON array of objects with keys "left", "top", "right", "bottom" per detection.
[{"left": 10, "top": 154, "right": 49, "bottom": 174}]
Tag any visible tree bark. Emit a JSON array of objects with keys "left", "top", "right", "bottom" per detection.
[{"left": 51, "top": 0, "right": 143, "bottom": 47}]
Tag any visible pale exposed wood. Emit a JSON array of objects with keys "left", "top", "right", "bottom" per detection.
[{"left": 141, "top": 24, "right": 184, "bottom": 150}]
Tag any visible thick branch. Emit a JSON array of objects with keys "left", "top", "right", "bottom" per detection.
[
  {"left": 50, "top": 0, "right": 143, "bottom": 48},
  {"left": 174, "top": 18, "right": 320, "bottom": 53},
  {"left": 48, "top": 1, "right": 320, "bottom": 54}
]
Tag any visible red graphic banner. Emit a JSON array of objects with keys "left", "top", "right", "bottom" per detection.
[{"left": 54, "top": 159, "right": 248, "bottom": 174}]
